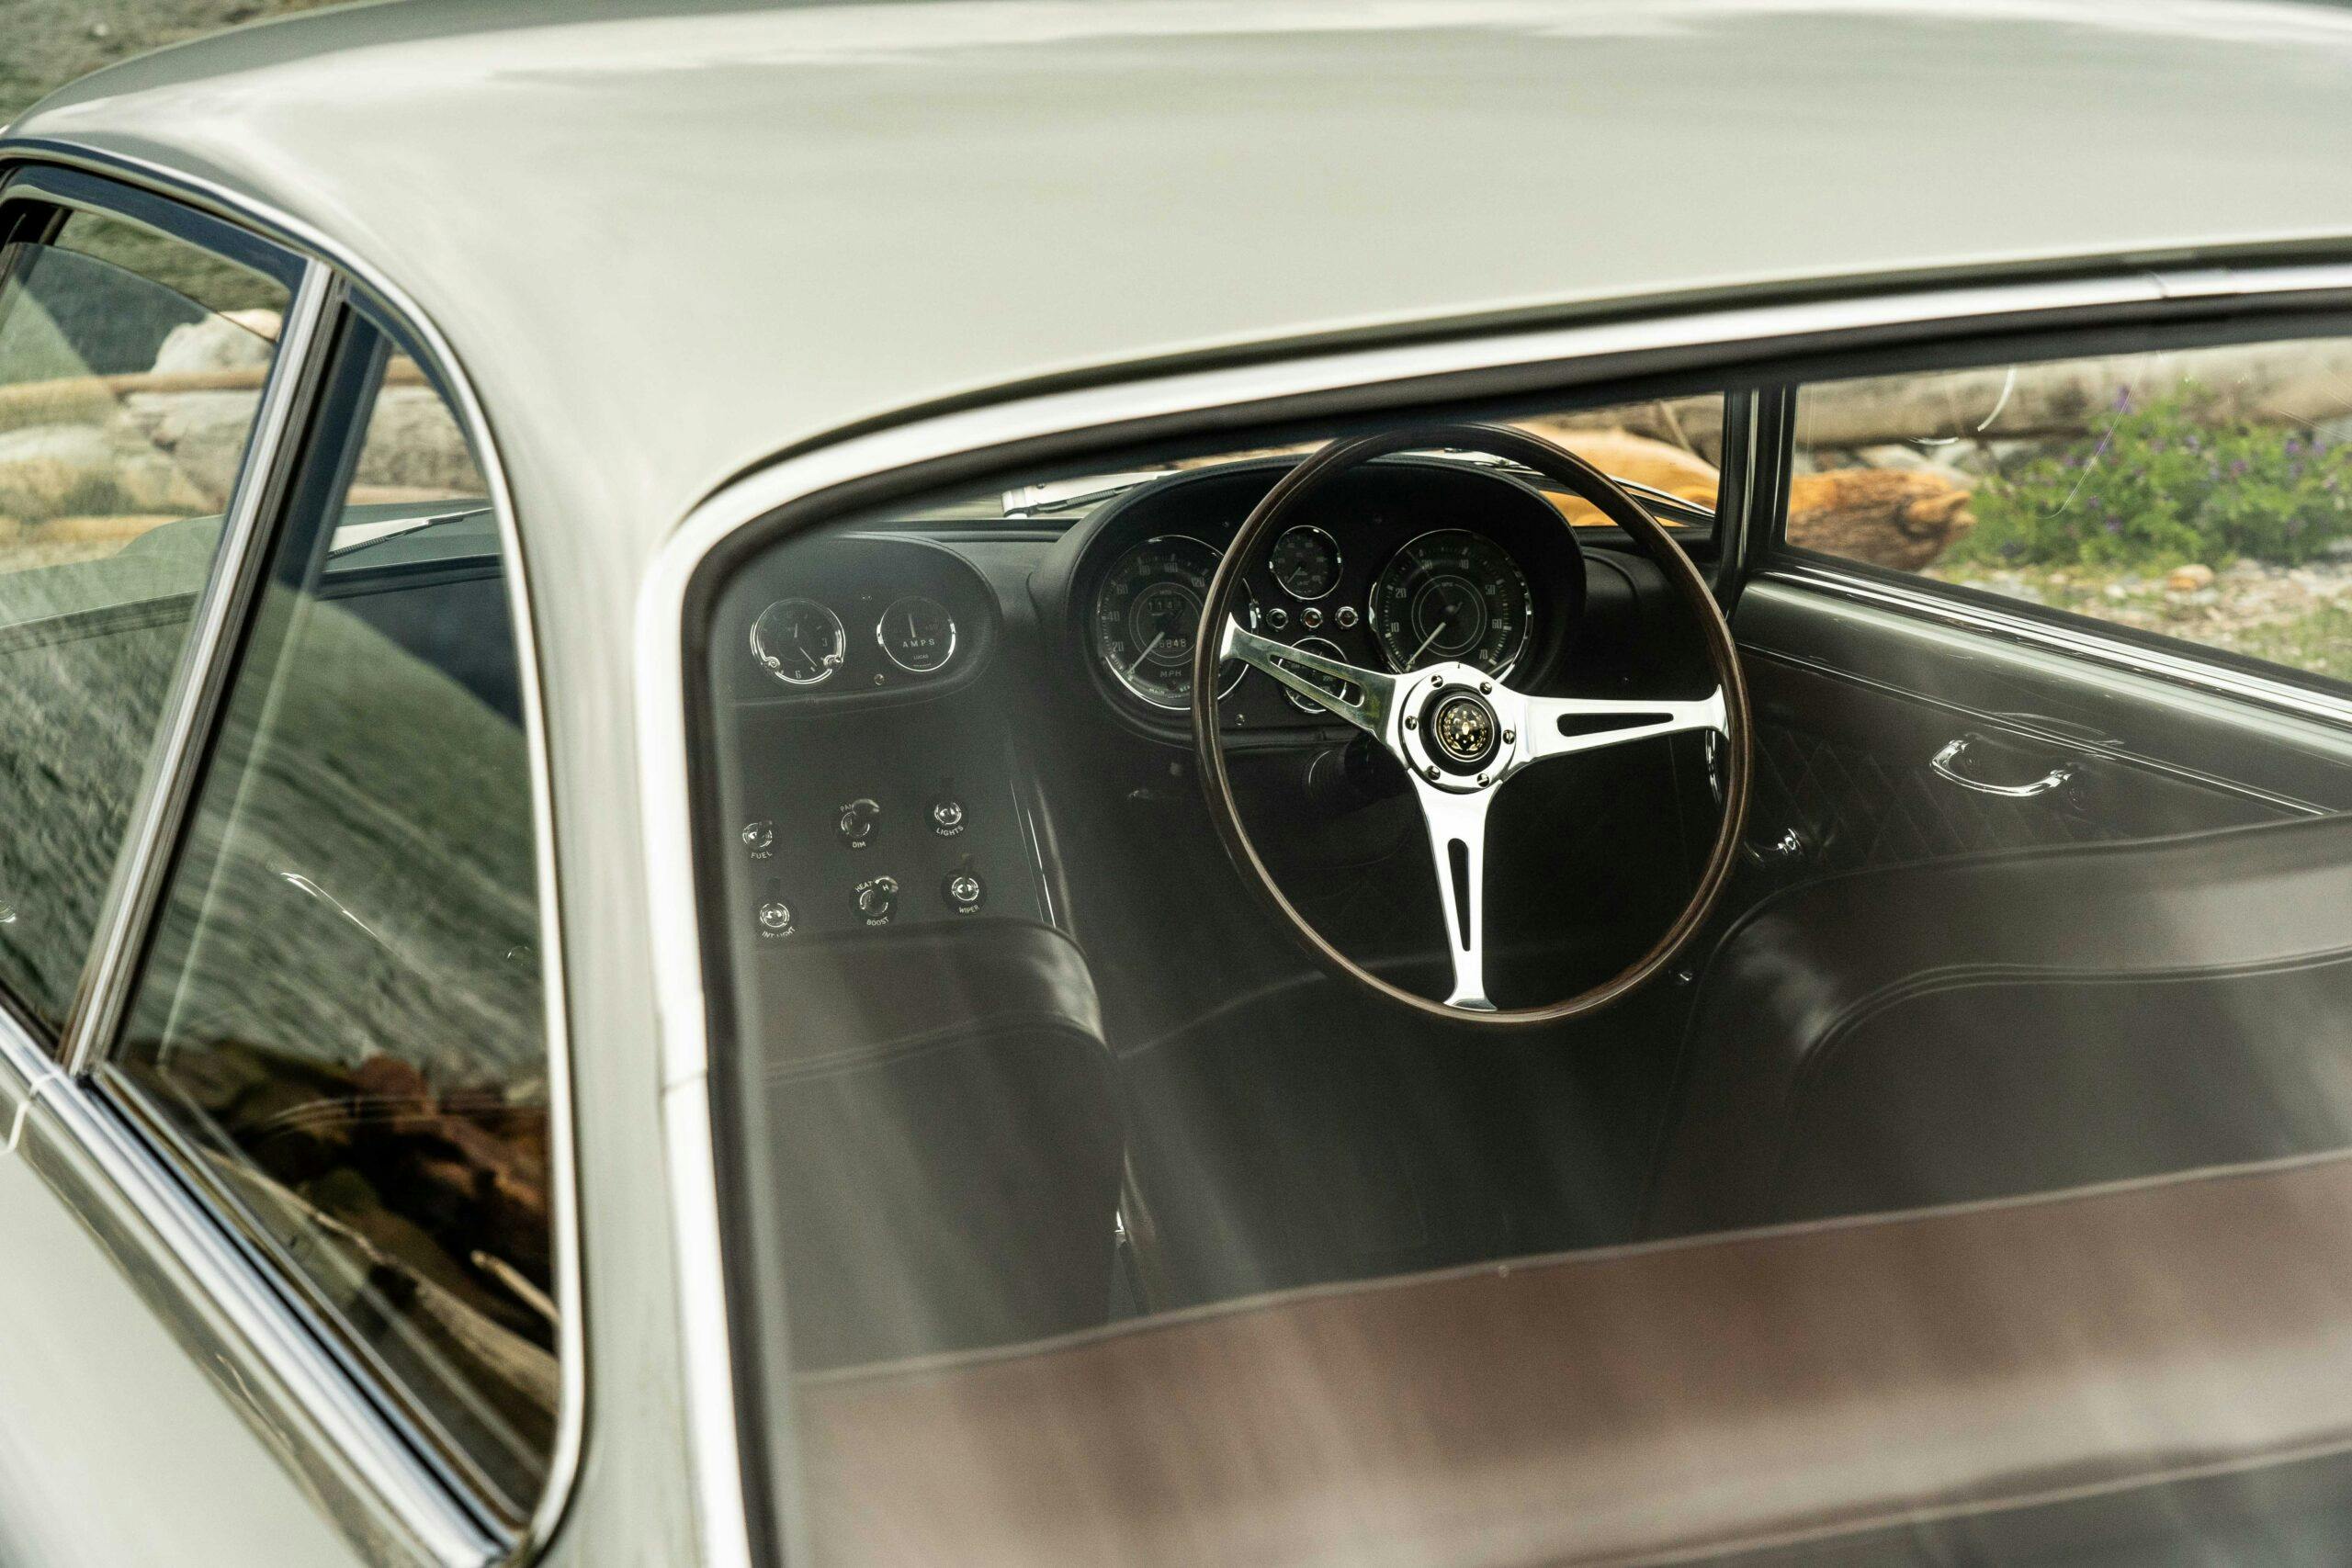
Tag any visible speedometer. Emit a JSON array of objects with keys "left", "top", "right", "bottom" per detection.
[
  {"left": 1092, "top": 536, "right": 1249, "bottom": 710},
  {"left": 1369, "top": 529, "right": 1532, "bottom": 677}
]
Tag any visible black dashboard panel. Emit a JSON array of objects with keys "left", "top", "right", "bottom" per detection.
[
  {"left": 705, "top": 460, "right": 1690, "bottom": 953},
  {"left": 710, "top": 534, "right": 1045, "bottom": 942},
  {"left": 715, "top": 533, "right": 1001, "bottom": 713},
  {"left": 1030, "top": 457, "right": 1589, "bottom": 745}
]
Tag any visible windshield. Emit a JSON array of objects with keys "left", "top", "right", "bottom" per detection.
[
  {"left": 907, "top": 400, "right": 1725, "bottom": 525},
  {"left": 680, "top": 362, "right": 2352, "bottom": 1563}
]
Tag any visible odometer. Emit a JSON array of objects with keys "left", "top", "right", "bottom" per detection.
[
  {"left": 1369, "top": 529, "right": 1532, "bottom": 677},
  {"left": 1092, "top": 536, "right": 1249, "bottom": 710}
]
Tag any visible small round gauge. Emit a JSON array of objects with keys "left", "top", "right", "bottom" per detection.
[
  {"left": 1278, "top": 636, "right": 1359, "bottom": 716},
  {"left": 876, "top": 594, "right": 957, "bottom": 673},
  {"left": 750, "top": 597, "right": 848, "bottom": 686},
  {"left": 1270, "top": 525, "right": 1341, "bottom": 600},
  {"left": 1369, "top": 529, "right": 1533, "bottom": 677},
  {"left": 1092, "top": 535, "right": 1249, "bottom": 711}
]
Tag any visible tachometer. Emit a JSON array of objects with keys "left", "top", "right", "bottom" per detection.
[
  {"left": 1369, "top": 529, "right": 1532, "bottom": 677},
  {"left": 750, "top": 597, "right": 848, "bottom": 686},
  {"left": 1093, "top": 536, "right": 1249, "bottom": 710}
]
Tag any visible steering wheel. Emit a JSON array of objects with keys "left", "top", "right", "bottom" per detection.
[{"left": 1192, "top": 423, "right": 1751, "bottom": 1024}]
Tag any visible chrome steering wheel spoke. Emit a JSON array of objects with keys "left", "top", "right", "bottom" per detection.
[
  {"left": 1221, "top": 617, "right": 1398, "bottom": 738},
  {"left": 1193, "top": 422, "right": 1750, "bottom": 1026},
  {"left": 1410, "top": 776, "right": 1497, "bottom": 1011},
  {"left": 1517, "top": 689, "right": 1729, "bottom": 766}
]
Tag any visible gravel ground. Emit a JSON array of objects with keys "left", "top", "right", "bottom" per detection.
[{"left": 1931, "top": 556, "right": 2352, "bottom": 683}]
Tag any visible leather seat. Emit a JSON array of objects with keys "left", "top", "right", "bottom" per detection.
[
  {"left": 742, "top": 919, "right": 1121, "bottom": 1369},
  {"left": 797, "top": 1148, "right": 2352, "bottom": 1567},
  {"left": 1645, "top": 813, "right": 2352, "bottom": 1237}
]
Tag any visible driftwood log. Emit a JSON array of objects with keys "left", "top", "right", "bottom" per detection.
[
  {"left": 1530, "top": 425, "right": 1979, "bottom": 570},
  {"left": 1786, "top": 468, "right": 1975, "bottom": 569},
  {"left": 1798, "top": 339, "right": 2352, "bottom": 449}
]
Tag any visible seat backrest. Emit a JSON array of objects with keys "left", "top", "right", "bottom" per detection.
[
  {"left": 797, "top": 1149, "right": 2352, "bottom": 1568},
  {"left": 1645, "top": 813, "right": 2352, "bottom": 1236},
  {"left": 747, "top": 919, "right": 1120, "bottom": 1369}
]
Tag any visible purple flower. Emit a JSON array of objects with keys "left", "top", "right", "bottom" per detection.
[
  {"left": 2187, "top": 434, "right": 2203, "bottom": 453},
  {"left": 2286, "top": 435, "right": 2305, "bottom": 457},
  {"left": 2104, "top": 519, "right": 2123, "bottom": 535},
  {"left": 2110, "top": 386, "right": 2134, "bottom": 412},
  {"left": 2230, "top": 458, "right": 2251, "bottom": 478}
]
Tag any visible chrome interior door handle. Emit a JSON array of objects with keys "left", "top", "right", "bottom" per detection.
[{"left": 1929, "top": 734, "right": 2077, "bottom": 798}]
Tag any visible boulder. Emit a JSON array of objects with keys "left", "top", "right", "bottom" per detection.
[
  {"left": 122, "top": 389, "right": 265, "bottom": 508},
  {"left": 152, "top": 313, "right": 276, "bottom": 376},
  {"left": 0, "top": 420, "right": 210, "bottom": 522},
  {"left": 351, "top": 388, "right": 481, "bottom": 494},
  {"left": 1787, "top": 468, "right": 1975, "bottom": 570}
]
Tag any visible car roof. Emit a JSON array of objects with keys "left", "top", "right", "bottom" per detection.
[{"left": 14, "top": 0, "right": 2352, "bottom": 566}]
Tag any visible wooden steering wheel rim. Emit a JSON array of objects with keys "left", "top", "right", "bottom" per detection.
[{"left": 1191, "top": 422, "right": 1752, "bottom": 1027}]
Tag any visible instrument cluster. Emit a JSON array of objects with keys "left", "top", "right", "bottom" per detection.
[
  {"left": 718, "top": 533, "right": 1000, "bottom": 709},
  {"left": 1053, "top": 457, "right": 1586, "bottom": 739}
]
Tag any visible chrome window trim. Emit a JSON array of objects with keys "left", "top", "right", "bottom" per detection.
[
  {"left": 1763, "top": 557, "right": 2352, "bottom": 734},
  {"left": 637, "top": 252, "right": 2352, "bottom": 1566},
  {"left": 0, "top": 144, "right": 584, "bottom": 1565},
  {"left": 60, "top": 259, "right": 340, "bottom": 1077}
]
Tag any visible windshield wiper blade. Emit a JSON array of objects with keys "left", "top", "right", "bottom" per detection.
[{"left": 327, "top": 505, "right": 494, "bottom": 558}]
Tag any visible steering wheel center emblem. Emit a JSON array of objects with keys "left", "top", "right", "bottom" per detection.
[{"left": 1427, "top": 690, "right": 1500, "bottom": 771}]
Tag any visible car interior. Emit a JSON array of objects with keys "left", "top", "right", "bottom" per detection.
[{"left": 692, "top": 327, "right": 2352, "bottom": 1563}]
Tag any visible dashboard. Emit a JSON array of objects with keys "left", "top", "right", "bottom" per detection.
[
  {"left": 1030, "top": 457, "right": 1593, "bottom": 743},
  {"left": 705, "top": 457, "right": 1674, "bottom": 950}
]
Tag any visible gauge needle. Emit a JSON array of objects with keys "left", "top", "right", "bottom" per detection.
[
  {"left": 1125, "top": 633, "right": 1167, "bottom": 679},
  {"left": 1408, "top": 615, "right": 1451, "bottom": 666}
]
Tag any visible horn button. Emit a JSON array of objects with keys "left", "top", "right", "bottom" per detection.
[{"left": 1421, "top": 686, "right": 1501, "bottom": 774}]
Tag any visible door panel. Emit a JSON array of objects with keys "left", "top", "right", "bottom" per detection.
[
  {"left": 1730, "top": 576, "right": 2348, "bottom": 902},
  {"left": 0, "top": 1112, "right": 361, "bottom": 1568}
]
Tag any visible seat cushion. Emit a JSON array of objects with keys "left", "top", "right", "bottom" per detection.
[
  {"left": 797, "top": 1150, "right": 2352, "bottom": 1568},
  {"left": 1645, "top": 813, "right": 2352, "bottom": 1236}
]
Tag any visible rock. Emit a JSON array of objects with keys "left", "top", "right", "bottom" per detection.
[
  {"left": 1850, "top": 445, "right": 1976, "bottom": 489},
  {"left": 225, "top": 308, "right": 282, "bottom": 344},
  {"left": 1786, "top": 468, "right": 1976, "bottom": 570},
  {"left": 2165, "top": 563, "right": 2217, "bottom": 592},
  {"left": 350, "top": 388, "right": 481, "bottom": 494},
  {"left": 123, "top": 389, "right": 264, "bottom": 508},
  {"left": 152, "top": 314, "right": 276, "bottom": 376},
  {"left": 0, "top": 421, "right": 210, "bottom": 522}
]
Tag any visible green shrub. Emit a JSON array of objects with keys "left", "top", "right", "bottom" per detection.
[{"left": 1955, "top": 386, "right": 2352, "bottom": 569}]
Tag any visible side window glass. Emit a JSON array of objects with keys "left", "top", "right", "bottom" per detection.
[
  {"left": 0, "top": 209, "right": 287, "bottom": 1032},
  {"left": 1791, "top": 337, "right": 2352, "bottom": 684},
  {"left": 107, "top": 316, "right": 553, "bottom": 1519}
]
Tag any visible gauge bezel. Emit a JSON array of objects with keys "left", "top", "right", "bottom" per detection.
[
  {"left": 749, "top": 596, "right": 848, "bottom": 687},
  {"left": 1270, "top": 524, "right": 1342, "bottom": 601},
  {"left": 875, "top": 593, "right": 958, "bottom": 673},
  {"left": 1277, "top": 636, "right": 1358, "bottom": 714},
  {"left": 1367, "top": 527, "right": 1534, "bottom": 681},
  {"left": 1095, "top": 533, "right": 1250, "bottom": 712}
]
